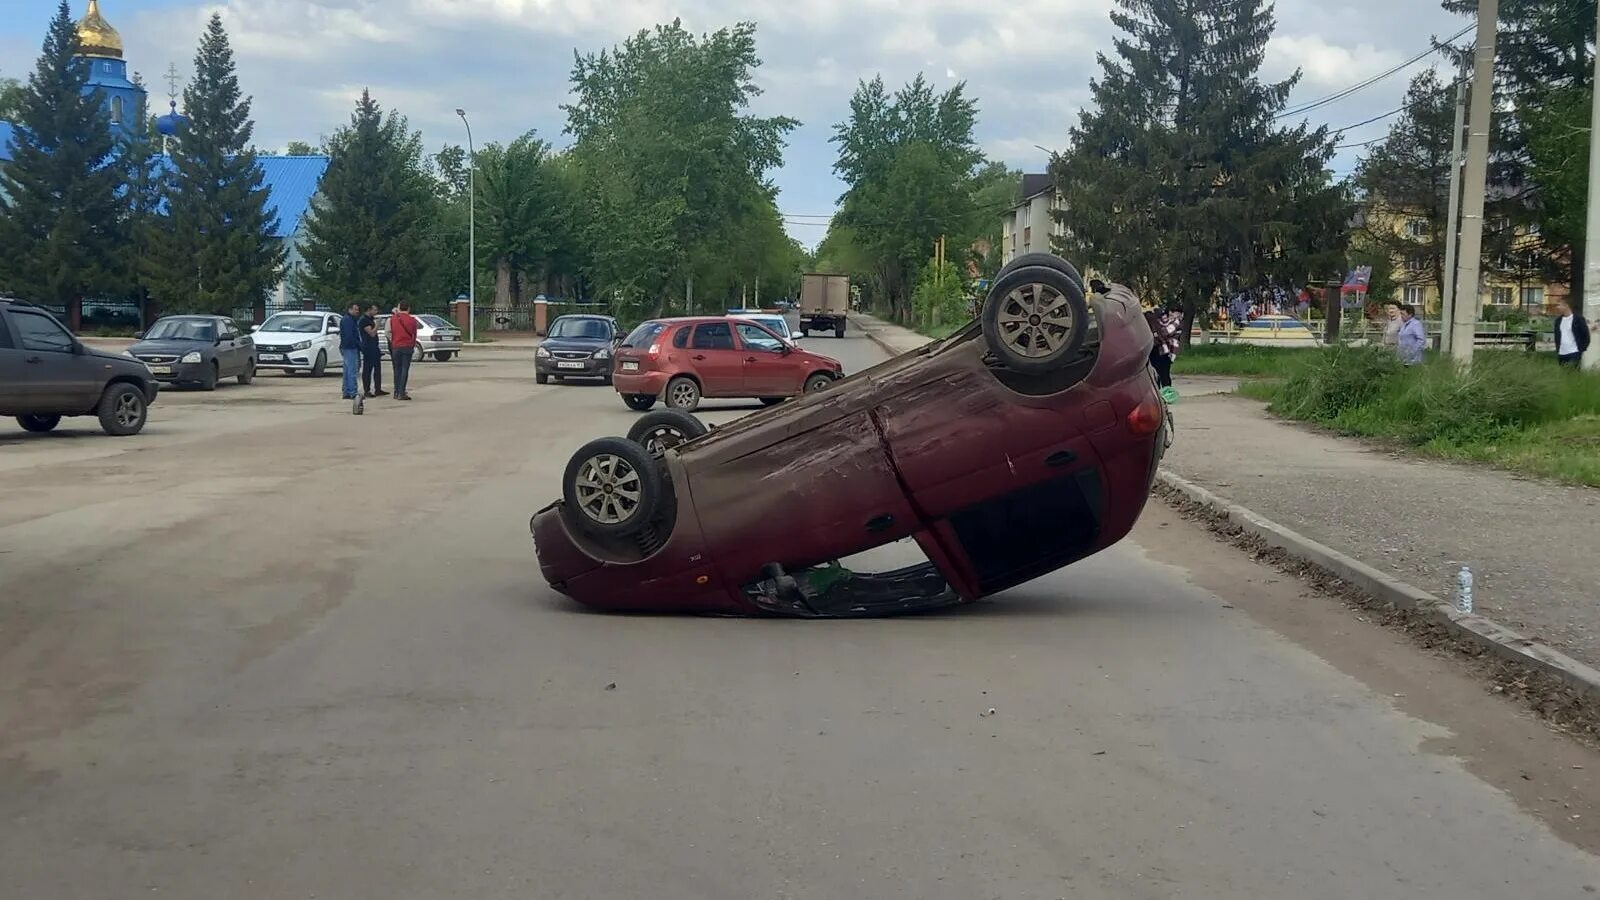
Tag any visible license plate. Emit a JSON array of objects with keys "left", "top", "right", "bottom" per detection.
[
  {"left": 259, "top": 353, "right": 283, "bottom": 361},
  {"left": 557, "top": 361, "right": 586, "bottom": 370},
  {"left": 621, "top": 361, "right": 639, "bottom": 372},
  {"left": 149, "top": 365, "right": 171, "bottom": 374}
]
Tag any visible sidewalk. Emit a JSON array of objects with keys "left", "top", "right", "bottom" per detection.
[{"left": 855, "top": 313, "right": 1600, "bottom": 671}]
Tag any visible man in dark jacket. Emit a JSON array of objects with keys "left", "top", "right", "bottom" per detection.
[
  {"left": 1554, "top": 298, "right": 1591, "bottom": 368},
  {"left": 358, "top": 303, "right": 386, "bottom": 397},
  {"left": 339, "top": 302, "right": 362, "bottom": 400}
]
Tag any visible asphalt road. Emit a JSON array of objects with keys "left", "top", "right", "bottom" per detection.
[{"left": 2, "top": 329, "right": 1598, "bottom": 898}]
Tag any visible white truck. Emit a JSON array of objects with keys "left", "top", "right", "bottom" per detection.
[{"left": 798, "top": 273, "right": 850, "bottom": 338}]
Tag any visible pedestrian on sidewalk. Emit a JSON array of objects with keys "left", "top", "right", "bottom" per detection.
[
  {"left": 1380, "top": 301, "right": 1401, "bottom": 348},
  {"left": 1396, "top": 303, "right": 1426, "bottom": 366},
  {"left": 338, "top": 302, "right": 362, "bottom": 400},
  {"left": 389, "top": 300, "right": 420, "bottom": 400},
  {"left": 1145, "top": 303, "right": 1181, "bottom": 388},
  {"left": 358, "top": 302, "right": 387, "bottom": 398},
  {"left": 1553, "top": 298, "right": 1590, "bottom": 368}
]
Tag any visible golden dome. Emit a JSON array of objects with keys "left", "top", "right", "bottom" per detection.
[{"left": 76, "top": 0, "right": 123, "bottom": 59}]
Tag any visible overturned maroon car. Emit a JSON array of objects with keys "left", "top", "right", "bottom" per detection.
[{"left": 531, "top": 254, "right": 1172, "bottom": 617}]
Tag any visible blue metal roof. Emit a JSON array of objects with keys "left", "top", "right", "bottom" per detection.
[
  {"left": 254, "top": 155, "right": 328, "bottom": 238},
  {"left": 0, "top": 122, "right": 15, "bottom": 163}
]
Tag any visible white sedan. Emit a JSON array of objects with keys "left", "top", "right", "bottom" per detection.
[
  {"left": 249, "top": 311, "right": 346, "bottom": 376},
  {"left": 378, "top": 314, "right": 464, "bottom": 361}
]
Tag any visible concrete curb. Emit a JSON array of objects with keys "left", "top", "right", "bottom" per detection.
[{"left": 1156, "top": 470, "right": 1600, "bottom": 703}]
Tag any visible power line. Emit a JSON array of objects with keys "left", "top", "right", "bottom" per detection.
[{"left": 1274, "top": 24, "right": 1471, "bottom": 120}]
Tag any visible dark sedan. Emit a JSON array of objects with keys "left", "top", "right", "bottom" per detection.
[
  {"left": 126, "top": 315, "right": 256, "bottom": 390},
  {"left": 531, "top": 253, "right": 1172, "bottom": 617},
  {"left": 536, "top": 314, "right": 620, "bottom": 384}
]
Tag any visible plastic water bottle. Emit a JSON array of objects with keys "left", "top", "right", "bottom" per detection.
[{"left": 1456, "top": 566, "right": 1474, "bottom": 615}]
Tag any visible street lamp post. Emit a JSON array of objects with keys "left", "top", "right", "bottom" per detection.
[{"left": 455, "top": 108, "right": 476, "bottom": 345}]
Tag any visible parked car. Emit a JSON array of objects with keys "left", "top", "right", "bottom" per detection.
[
  {"left": 612, "top": 317, "right": 844, "bottom": 412},
  {"left": 536, "top": 314, "right": 621, "bottom": 384},
  {"left": 126, "top": 315, "right": 256, "bottom": 389},
  {"left": 727, "top": 311, "right": 803, "bottom": 344},
  {"left": 378, "top": 313, "right": 463, "bottom": 361},
  {"left": 250, "top": 311, "right": 344, "bottom": 376},
  {"left": 531, "top": 254, "right": 1170, "bottom": 617},
  {"left": 0, "top": 297, "right": 159, "bottom": 436}
]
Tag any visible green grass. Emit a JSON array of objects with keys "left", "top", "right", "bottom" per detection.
[
  {"left": 1258, "top": 346, "right": 1600, "bottom": 487},
  {"left": 1171, "top": 343, "right": 1318, "bottom": 377}
]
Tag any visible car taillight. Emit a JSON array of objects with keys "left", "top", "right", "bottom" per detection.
[
  {"left": 1127, "top": 397, "right": 1163, "bottom": 436},
  {"left": 647, "top": 343, "right": 661, "bottom": 356}
]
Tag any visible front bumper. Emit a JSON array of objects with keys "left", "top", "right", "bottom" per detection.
[
  {"left": 254, "top": 348, "right": 321, "bottom": 370},
  {"left": 538, "top": 355, "right": 613, "bottom": 377},
  {"left": 141, "top": 360, "right": 210, "bottom": 382}
]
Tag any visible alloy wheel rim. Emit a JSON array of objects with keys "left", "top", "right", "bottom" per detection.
[
  {"left": 115, "top": 393, "right": 142, "bottom": 427},
  {"left": 996, "top": 282, "right": 1075, "bottom": 358},
  {"left": 643, "top": 426, "right": 686, "bottom": 457},
  {"left": 574, "top": 453, "right": 643, "bottom": 524},
  {"left": 671, "top": 383, "right": 696, "bottom": 407}
]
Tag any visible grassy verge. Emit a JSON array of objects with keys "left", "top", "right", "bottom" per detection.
[
  {"left": 1250, "top": 345, "right": 1600, "bottom": 487},
  {"left": 1172, "top": 343, "right": 1318, "bottom": 377}
]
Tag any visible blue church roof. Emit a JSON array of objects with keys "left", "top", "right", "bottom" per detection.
[{"left": 0, "top": 122, "right": 15, "bottom": 162}]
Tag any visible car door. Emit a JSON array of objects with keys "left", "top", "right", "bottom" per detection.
[
  {"left": 0, "top": 311, "right": 30, "bottom": 412},
  {"left": 687, "top": 322, "right": 744, "bottom": 396},
  {"left": 7, "top": 308, "right": 99, "bottom": 412},
  {"left": 323, "top": 314, "right": 342, "bottom": 366},
  {"left": 215, "top": 319, "right": 242, "bottom": 375},
  {"left": 733, "top": 322, "right": 796, "bottom": 395}
]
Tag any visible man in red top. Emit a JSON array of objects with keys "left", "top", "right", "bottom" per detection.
[{"left": 388, "top": 301, "right": 420, "bottom": 401}]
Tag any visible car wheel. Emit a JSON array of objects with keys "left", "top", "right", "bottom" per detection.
[
  {"left": 995, "top": 251, "right": 1086, "bottom": 296},
  {"left": 759, "top": 397, "right": 785, "bottom": 407},
  {"left": 238, "top": 360, "right": 256, "bottom": 385},
  {"left": 438, "top": 351, "right": 454, "bottom": 361},
  {"left": 311, "top": 351, "right": 327, "bottom": 377},
  {"left": 97, "top": 383, "right": 147, "bottom": 436},
  {"left": 981, "top": 264, "right": 1091, "bottom": 374},
  {"left": 537, "top": 372, "right": 550, "bottom": 385},
  {"left": 16, "top": 414, "right": 61, "bottom": 433},
  {"left": 800, "top": 327, "right": 809, "bottom": 337},
  {"left": 803, "top": 373, "right": 834, "bottom": 394},
  {"left": 627, "top": 409, "right": 709, "bottom": 458},
  {"left": 563, "top": 437, "right": 663, "bottom": 538},
  {"left": 835, "top": 325, "right": 846, "bottom": 338},
  {"left": 200, "top": 362, "right": 219, "bottom": 391},
  {"left": 665, "top": 376, "right": 700, "bottom": 412},
  {"left": 624, "top": 394, "right": 657, "bottom": 412}
]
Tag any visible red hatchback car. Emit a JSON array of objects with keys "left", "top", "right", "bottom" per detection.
[
  {"left": 611, "top": 316, "right": 844, "bottom": 412},
  {"left": 531, "top": 254, "right": 1172, "bottom": 617}
]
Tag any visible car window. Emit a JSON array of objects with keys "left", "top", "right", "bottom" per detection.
[
  {"left": 260, "top": 314, "right": 323, "bottom": 333},
  {"left": 419, "top": 315, "right": 450, "bottom": 329},
  {"left": 621, "top": 321, "right": 666, "bottom": 348},
  {"left": 735, "top": 322, "right": 784, "bottom": 352},
  {"left": 145, "top": 319, "right": 218, "bottom": 342},
  {"left": 11, "top": 310, "right": 75, "bottom": 353},
  {"left": 692, "top": 322, "right": 734, "bottom": 350},
  {"left": 221, "top": 321, "right": 240, "bottom": 339},
  {"left": 672, "top": 326, "right": 690, "bottom": 349},
  {"left": 549, "top": 317, "right": 613, "bottom": 340}
]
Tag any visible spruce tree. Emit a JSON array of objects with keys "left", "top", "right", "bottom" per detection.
[
  {"left": 0, "top": 1, "right": 124, "bottom": 310},
  {"left": 119, "top": 73, "right": 163, "bottom": 317},
  {"left": 1053, "top": 0, "right": 1348, "bottom": 333},
  {"left": 295, "top": 89, "right": 436, "bottom": 308},
  {"left": 148, "top": 13, "right": 282, "bottom": 315}
]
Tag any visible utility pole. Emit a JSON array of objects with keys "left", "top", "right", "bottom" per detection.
[
  {"left": 1450, "top": 0, "right": 1500, "bottom": 364},
  {"left": 1439, "top": 60, "right": 1469, "bottom": 354},
  {"left": 455, "top": 108, "right": 476, "bottom": 344},
  {"left": 1582, "top": 0, "right": 1600, "bottom": 371}
]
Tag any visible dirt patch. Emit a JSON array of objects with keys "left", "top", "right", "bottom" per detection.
[{"left": 1154, "top": 482, "right": 1600, "bottom": 749}]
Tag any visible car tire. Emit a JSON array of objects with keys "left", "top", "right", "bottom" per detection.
[
  {"left": 800, "top": 326, "right": 809, "bottom": 337},
  {"left": 759, "top": 397, "right": 785, "bottom": 407},
  {"left": 537, "top": 372, "right": 550, "bottom": 385},
  {"left": 97, "top": 383, "right": 147, "bottom": 436},
  {"left": 803, "top": 373, "right": 834, "bottom": 394},
  {"left": 199, "top": 362, "right": 219, "bottom": 392},
  {"left": 602, "top": 371, "right": 614, "bottom": 386},
  {"left": 16, "top": 414, "right": 61, "bottom": 434},
  {"left": 665, "top": 376, "right": 700, "bottom": 412},
  {"left": 981, "top": 264, "right": 1091, "bottom": 374},
  {"left": 438, "top": 351, "right": 454, "bottom": 361},
  {"left": 627, "top": 409, "right": 709, "bottom": 458},
  {"left": 238, "top": 360, "right": 256, "bottom": 385},
  {"left": 995, "top": 251, "right": 1086, "bottom": 296},
  {"left": 563, "top": 436, "right": 663, "bottom": 539},
  {"left": 311, "top": 351, "right": 328, "bottom": 378},
  {"left": 835, "top": 324, "right": 846, "bottom": 338},
  {"left": 624, "top": 394, "right": 657, "bottom": 412}
]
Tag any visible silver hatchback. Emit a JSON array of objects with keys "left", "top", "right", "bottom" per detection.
[{"left": 378, "top": 313, "right": 464, "bottom": 361}]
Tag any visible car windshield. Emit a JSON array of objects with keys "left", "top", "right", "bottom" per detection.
[
  {"left": 743, "top": 316, "right": 791, "bottom": 339},
  {"left": 550, "top": 317, "right": 613, "bottom": 340},
  {"left": 145, "top": 319, "right": 217, "bottom": 342},
  {"left": 260, "top": 314, "right": 324, "bottom": 334},
  {"left": 419, "top": 315, "right": 451, "bottom": 329},
  {"left": 620, "top": 321, "right": 666, "bottom": 348}
]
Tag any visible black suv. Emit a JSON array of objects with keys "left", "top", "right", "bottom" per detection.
[{"left": 0, "top": 298, "right": 160, "bottom": 436}]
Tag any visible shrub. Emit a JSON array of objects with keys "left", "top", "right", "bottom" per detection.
[{"left": 1270, "top": 345, "right": 1402, "bottom": 422}]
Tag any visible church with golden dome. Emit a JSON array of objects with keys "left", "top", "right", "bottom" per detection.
[{"left": 75, "top": 0, "right": 144, "bottom": 139}]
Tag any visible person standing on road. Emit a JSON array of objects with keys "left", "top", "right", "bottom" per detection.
[
  {"left": 358, "top": 302, "right": 386, "bottom": 398},
  {"left": 1396, "top": 303, "right": 1426, "bottom": 366},
  {"left": 338, "top": 302, "right": 362, "bottom": 400},
  {"left": 1554, "top": 298, "right": 1591, "bottom": 368},
  {"left": 389, "top": 301, "right": 420, "bottom": 401},
  {"left": 1145, "top": 303, "right": 1180, "bottom": 389}
]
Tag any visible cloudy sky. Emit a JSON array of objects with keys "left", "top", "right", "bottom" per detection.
[{"left": 4, "top": 0, "right": 1467, "bottom": 245}]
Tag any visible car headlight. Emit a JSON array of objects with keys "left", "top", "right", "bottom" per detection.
[
  {"left": 594, "top": 347, "right": 610, "bottom": 359},
  {"left": 536, "top": 346, "right": 551, "bottom": 358},
  {"left": 180, "top": 351, "right": 203, "bottom": 363},
  {"left": 291, "top": 340, "right": 312, "bottom": 351},
  {"left": 121, "top": 350, "right": 135, "bottom": 358}
]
